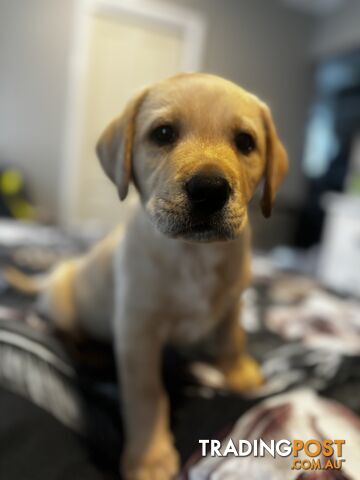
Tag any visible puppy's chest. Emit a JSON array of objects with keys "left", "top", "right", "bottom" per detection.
[{"left": 164, "top": 248, "right": 239, "bottom": 344}]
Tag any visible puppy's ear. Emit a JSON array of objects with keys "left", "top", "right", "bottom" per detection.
[
  {"left": 96, "top": 88, "right": 148, "bottom": 200},
  {"left": 260, "top": 104, "right": 288, "bottom": 218}
]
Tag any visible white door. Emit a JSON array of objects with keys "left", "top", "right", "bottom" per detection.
[{"left": 61, "top": 1, "right": 205, "bottom": 228}]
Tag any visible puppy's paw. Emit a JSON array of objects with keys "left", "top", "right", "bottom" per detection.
[
  {"left": 224, "top": 354, "right": 263, "bottom": 392},
  {"left": 122, "top": 443, "right": 179, "bottom": 480}
]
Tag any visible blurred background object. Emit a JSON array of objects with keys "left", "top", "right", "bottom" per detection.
[
  {"left": 0, "top": 166, "right": 36, "bottom": 220},
  {"left": 0, "top": 0, "right": 360, "bottom": 286}
]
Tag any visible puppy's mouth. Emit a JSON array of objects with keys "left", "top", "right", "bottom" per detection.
[
  {"left": 149, "top": 199, "right": 247, "bottom": 242},
  {"left": 178, "top": 216, "right": 245, "bottom": 242},
  {"left": 178, "top": 222, "right": 234, "bottom": 242}
]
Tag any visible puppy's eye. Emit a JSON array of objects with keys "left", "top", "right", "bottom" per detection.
[
  {"left": 149, "top": 124, "right": 177, "bottom": 146},
  {"left": 234, "top": 132, "right": 256, "bottom": 155}
]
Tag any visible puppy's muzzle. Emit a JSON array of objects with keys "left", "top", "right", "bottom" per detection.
[{"left": 185, "top": 169, "right": 231, "bottom": 215}]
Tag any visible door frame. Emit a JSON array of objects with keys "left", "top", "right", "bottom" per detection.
[{"left": 59, "top": 0, "right": 206, "bottom": 225}]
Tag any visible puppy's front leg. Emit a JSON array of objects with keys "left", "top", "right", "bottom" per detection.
[
  {"left": 199, "top": 303, "right": 263, "bottom": 392},
  {"left": 115, "top": 320, "right": 179, "bottom": 480}
]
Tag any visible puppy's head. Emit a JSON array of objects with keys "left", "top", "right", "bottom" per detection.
[{"left": 96, "top": 73, "right": 288, "bottom": 242}]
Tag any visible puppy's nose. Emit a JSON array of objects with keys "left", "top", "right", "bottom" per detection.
[{"left": 185, "top": 173, "right": 231, "bottom": 214}]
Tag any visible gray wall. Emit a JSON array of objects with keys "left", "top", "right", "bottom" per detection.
[
  {"left": 0, "top": 0, "right": 75, "bottom": 215},
  {"left": 0, "top": 0, "right": 315, "bottom": 220},
  {"left": 311, "top": 0, "right": 360, "bottom": 58}
]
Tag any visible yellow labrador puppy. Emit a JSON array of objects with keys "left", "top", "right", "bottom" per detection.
[{"left": 9, "top": 73, "right": 288, "bottom": 479}]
